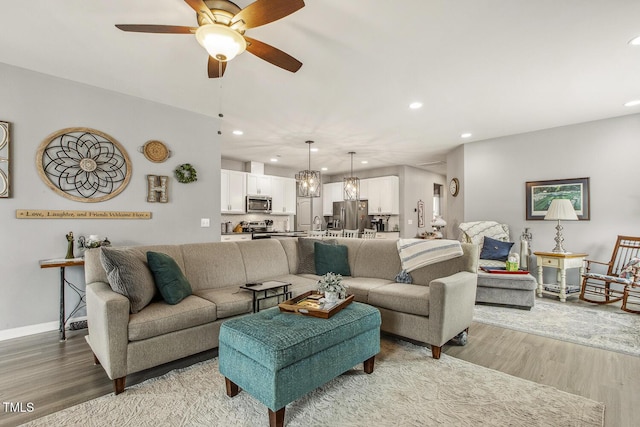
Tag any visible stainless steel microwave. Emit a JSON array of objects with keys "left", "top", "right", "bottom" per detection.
[{"left": 246, "top": 195, "right": 272, "bottom": 213}]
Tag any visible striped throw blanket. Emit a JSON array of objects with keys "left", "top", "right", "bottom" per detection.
[{"left": 396, "top": 239, "right": 464, "bottom": 274}]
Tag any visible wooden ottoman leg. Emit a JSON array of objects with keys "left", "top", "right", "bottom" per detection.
[
  {"left": 225, "top": 377, "right": 239, "bottom": 397},
  {"left": 364, "top": 355, "right": 375, "bottom": 374},
  {"left": 268, "top": 407, "right": 285, "bottom": 427}
]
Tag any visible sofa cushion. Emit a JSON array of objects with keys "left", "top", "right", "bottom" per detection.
[
  {"left": 315, "top": 242, "right": 351, "bottom": 276},
  {"left": 270, "top": 274, "right": 319, "bottom": 298},
  {"left": 146, "top": 251, "right": 193, "bottom": 304},
  {"left": 342, "top": 277, "right": 394, "bottom": 303},
  {"left": 128, "top": 295, "right": 217, "bottom": 341},
  {"left": 237, "top": 239, "right": 291, "bottom": 283},
  {"left": 194, "top": 287, "right": 253, "bottom": 319},
  {"left": 181, "top": 243, "right": 247, "bottom": 291},
  {"left": 100, "top": 247, "right": 156, "bottom": 314},
  {"left": 480, "top": 236, "right": 514, "bottom": 261},
  {"left": 297, "top": 238, "right": 336, "bottom": 274},
  {"left": 368, "top": 283, "right": 430, "bottom": 317},
  {"left": 351, "top": 239, "right": 401, "bottom": 281}
]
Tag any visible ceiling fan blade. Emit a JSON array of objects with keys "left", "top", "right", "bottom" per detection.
[
  {"left": 233, "top": 0, "right": 305, "bottom": 29},
  {"left": 115, "top": 24, "right": 196, "bottom": 34},
  {"left": 184, "top": 0, "right": 216, "bottom": 24},
  {"left": 244, "top": 36, "right": 302, "bottom": 73},
  {"left": 208, "top": 56, "right": 227, "bottom": 78}
]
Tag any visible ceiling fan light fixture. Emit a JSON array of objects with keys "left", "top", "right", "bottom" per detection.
[{"left": 195, "top": 24, "right": 246, "bottom": 62}]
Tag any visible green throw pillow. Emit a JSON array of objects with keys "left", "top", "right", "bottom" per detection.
[
  {"left": 314, "top": 242, "right": 350, "bottom": 276},
  {"left": 146, "top": 251, "right": 192, "bottom": 305},
  {"left": 297, "top": 238, "right": 337, "bottom": 274}
]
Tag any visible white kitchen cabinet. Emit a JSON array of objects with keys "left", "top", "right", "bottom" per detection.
[
  {"left": 221, "top": 169, "right": 246, "bottom": 214},
  {"left": 271, "top": 176, "right": 297, "bottom": 215},
  {"left": 246, "top": 174, "right": 272, "bottom": 196},
  {"left": 364, "top": 176, "right": 399, "bottom": 215},
  {"left": 358, "top": 179, "right": 369, "bottom": 200},
  {"left": 221, "top": 234, "right": 252, "bottom": 242},
  {"left": 322, "top": 182, "right": 343, "bottom": 216}
]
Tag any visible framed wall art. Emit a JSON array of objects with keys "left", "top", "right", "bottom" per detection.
[
  {"left": 417, "top": 199, "right": 425, "bottom": 228},
  {"left": 36, "top": 127, "right": 132, "bottom": 203},
  {"left": 525, "top": 177, "right": 590, "bottom": 220},
  {"left": 0, "top": 121, "right": 10, "bottom": 198}
]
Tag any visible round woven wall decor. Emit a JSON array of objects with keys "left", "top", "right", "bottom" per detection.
[
  {"left": 142, "top": 140, "right": 170, "bottom": 163},
  {"left": 36, "top": 127, "right": 132, "bottom": 203}
]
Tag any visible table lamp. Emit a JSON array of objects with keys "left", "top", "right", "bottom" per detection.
[
  {"left": 431, "top": 216, "right": 447, "bottom": 239},
  {"left": 544, "top": 199, "right": 578, "bottom": 253}
]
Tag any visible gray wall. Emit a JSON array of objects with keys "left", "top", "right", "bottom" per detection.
[
  {"left": 0, "top": 63, "right": 220, "bottom": 334},
  {"left": 447, "top": 113, "right": 640, "bottom": 280}
]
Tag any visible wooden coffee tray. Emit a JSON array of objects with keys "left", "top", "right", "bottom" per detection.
[{"left": 278, "top": 291, "right": 354, "bottom": 319}]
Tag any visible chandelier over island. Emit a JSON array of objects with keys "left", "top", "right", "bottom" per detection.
[
  {"left": 343, "top": 151, "right": 360, "bottom": 201},
  {"left": 295, "top": 140, "right": 321, "bottom": 198}
]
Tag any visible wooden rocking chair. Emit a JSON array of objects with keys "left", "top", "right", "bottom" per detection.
[{"left": 579, "top": 235, "right": 640, "bottom": 311}]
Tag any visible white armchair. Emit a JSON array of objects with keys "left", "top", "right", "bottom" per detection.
[{"left": 459, "top": 221, "right": 511, "bottom": 269}]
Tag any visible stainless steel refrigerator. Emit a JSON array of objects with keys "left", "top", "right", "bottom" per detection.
[{"left": 333, "top": 200, "right": 371, "bottom": 231}]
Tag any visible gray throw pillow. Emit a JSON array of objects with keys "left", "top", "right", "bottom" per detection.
[
  {"left": 100, "top": 247, "right": 156, "bottom": 314},
  {"left": 297, "top": 238, "right": 337, "bottom": 274}
]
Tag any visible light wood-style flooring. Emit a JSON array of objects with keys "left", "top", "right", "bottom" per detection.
[{"left": 1, "top": 322, "right": 638, "bottom": 427}]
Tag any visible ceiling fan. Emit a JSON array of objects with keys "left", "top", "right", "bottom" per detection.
[{"left": 116, "top": 0, "right": 304, "bottom": 78}]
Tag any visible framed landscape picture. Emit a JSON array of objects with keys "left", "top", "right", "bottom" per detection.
[{"left": 525, "top": 177, "right": 590, "bottom": 220}]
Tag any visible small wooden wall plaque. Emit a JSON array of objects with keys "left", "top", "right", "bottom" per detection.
[{"left": 16, "top": 209, "right": 152, "bottom": 219}]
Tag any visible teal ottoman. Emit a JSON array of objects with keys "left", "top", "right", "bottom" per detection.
[{"left": 219, "top": 302, "right": 381, "bottom": 427}]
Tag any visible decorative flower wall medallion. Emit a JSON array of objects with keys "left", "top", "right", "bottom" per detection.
[
  {"left": 36, "top": 127, "right": 132, "bottom": 202},
  {"left": 0, "top": 121, "right": 9, "bottom": 198}
]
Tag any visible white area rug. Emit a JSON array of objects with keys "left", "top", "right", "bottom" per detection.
[
  {"left": 474, "top": 297, "right": 640, "bottom": 357},
  {"left": 22, "top": 337, "right": 604, "bottom": 427}
]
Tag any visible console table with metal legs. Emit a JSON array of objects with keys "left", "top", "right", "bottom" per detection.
[{"left": 39, "top": 258, "right": 85, "bottom": 341}]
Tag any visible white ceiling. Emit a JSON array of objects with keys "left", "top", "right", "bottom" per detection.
[{"left": 1, "top": 0, "right": 640, "bottom": 175}]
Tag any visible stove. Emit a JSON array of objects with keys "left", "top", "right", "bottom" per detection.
[{"left": 248, "top": 220, "right": 267, "bottom": 232}]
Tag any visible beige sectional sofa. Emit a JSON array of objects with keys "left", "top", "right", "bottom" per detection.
[{"left": 84, "top": 238, "right": 479, "bottom": 394}]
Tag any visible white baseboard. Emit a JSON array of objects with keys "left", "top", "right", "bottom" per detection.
[{"left": 0, "top": 316, "right": 88, "bottom": 342}]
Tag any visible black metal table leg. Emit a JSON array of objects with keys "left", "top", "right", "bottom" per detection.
[{"left": 59, "top": 266, "right": 66, "bottom": 341}]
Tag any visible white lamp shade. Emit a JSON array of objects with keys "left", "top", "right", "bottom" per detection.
[
  {"left": 544, "top": 199, "right": 578, "bottom": 221},
  {"left": 431, "top": 216, "right": 447, "bottom": 227},
  {"left": 195, "top": 24, "right": 246, "bottom": 62}
]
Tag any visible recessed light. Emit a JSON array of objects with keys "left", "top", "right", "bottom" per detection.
[
  {"left": 624, "top": 99, "right": 640, "bottom": 107},
  {"left": 310, "top": 147, "right": 319, "bottom": 152},
  {"left": 409, "top": 102, "right": 423, "bottom": 109},
  {"left": 321, "top": 167, "right": 328, "bottom": 171},
  {"left": 232, "top": 130, "right": 243, "bottom": 135},
  {"left": 629, "top": 36, "right": 640, "bottom": 46},
  {"left": 361, "top": 160, "right": 368, "bottom": 164},
  {"left": 460, "top": 133, "right": 472, "bottom": 139},
  {"left": 270, "top": 158, "right": 278, "bottom": 162}
]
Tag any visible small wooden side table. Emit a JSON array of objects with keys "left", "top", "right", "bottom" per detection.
[
  {"left": 534, "top": 252, "right": 588, "bottom": 302},
  {"left": 39, "top": 258, "right": 85, "bottom": 341}
]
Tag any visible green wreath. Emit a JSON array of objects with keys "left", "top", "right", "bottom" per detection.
[{"left": 174, "top": 163, "right": 197, "bottom": 184}]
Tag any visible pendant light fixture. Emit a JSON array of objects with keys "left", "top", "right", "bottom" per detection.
[
  {"left": 295, "top": 141, "right": 321, "bottom": 198},
  {"left": 343, "top": 151, "right": 360, "bottom": 200}
]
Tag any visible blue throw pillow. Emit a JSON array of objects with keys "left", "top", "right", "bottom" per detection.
[
  {"left": 146, "top": 251, "right": 192, "bottom": 304},
  {"left": 480, "top": 236, "right": 514, "bottom": 261},
  {"left": 314, "top": 242, "right": 351, "bottom": 276}
]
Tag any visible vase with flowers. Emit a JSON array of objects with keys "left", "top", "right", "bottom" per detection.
[{"left": 317, "top": 272, "right": 348, "bottom": 302}]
